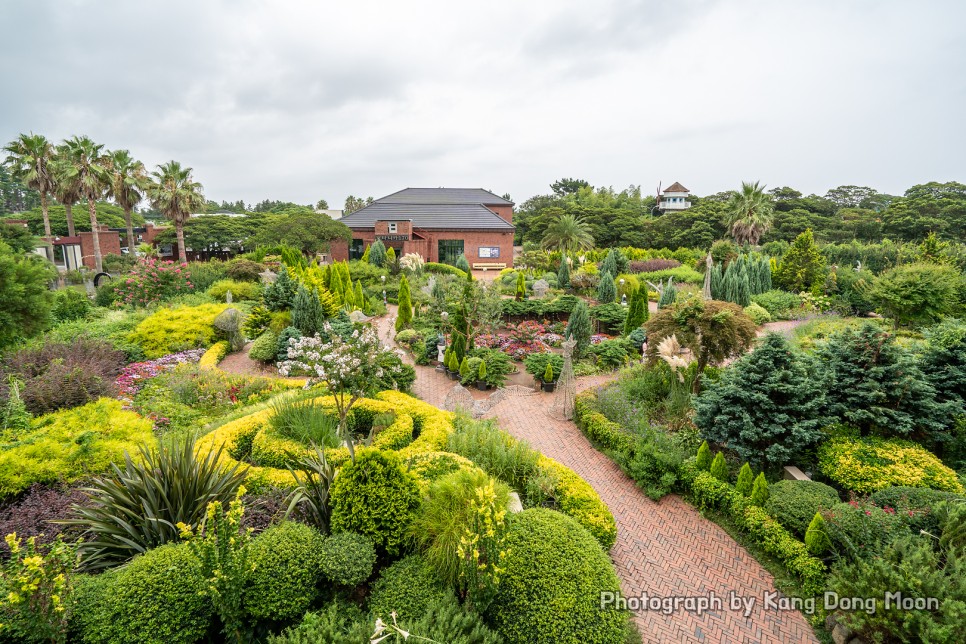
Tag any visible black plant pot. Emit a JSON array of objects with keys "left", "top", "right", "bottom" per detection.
[
  {"left": 541, "top": 381, "right": 557, "bottom": 393},
  {"left": 446, "top": 369, "right": 458, "bottom": 380},
  {"left": 476, "top": 381, "right": 491, "bottom": 391}
]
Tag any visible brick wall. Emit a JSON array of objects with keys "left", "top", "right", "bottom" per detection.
[
  {"left": 487, "top": 204, "right": 513, "bottom": 224},
  {"left": 333, "top": 228, "right": 514, "bottom": 267},
  {"left": 78, "top": 227, "right": 122, "bottom": 270}
]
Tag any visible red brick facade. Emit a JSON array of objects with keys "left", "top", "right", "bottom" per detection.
[{"left": 332, "top": 229, "right": 514, "bottom": 266}]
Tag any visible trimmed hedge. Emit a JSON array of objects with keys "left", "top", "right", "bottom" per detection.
[
  {"left": 128, "top": 303, "right": 229, "bottom": 358},
  {"left": 423, "top": 262, "right": 467, "bottom": 279},
  {"left": 72, "top": 543, "right": 211, "bottom": 644},
  {"left": 367, "top": 554, "right": 446, "bottom": 623},
  {"left": 248, "top": 330, "right": 279, "bottom": 362},
  {"left": 765, "top": 480, "right": 841, "bottom": 537},
  {"left": 198, "top": 340, "right": 230, "bottom": 369},
  {"left": 318, "top": 531, "right": 377, "bottom": 587},
  {"left": 245, "top": 521, "right": 327, "bottom": 622},
  {"left": 485, "top": 508, "right": 627, "bottom": 644},
  {"left": 690, "top": 472, "right": 826, "bottom": 595},
  {"left": 818, "top": 436, "right": 964, "bottom": 494},
  {"left": 574, "top": 391, "right": 635, "bottom": 455},
  {"left": 537, "top": 455, "right": 616, "bottom": 551},
  {"left": 0, "top": 398, "right": 155, "bottom": 498}
]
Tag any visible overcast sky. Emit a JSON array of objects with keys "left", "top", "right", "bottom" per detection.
[{"left": 2, "top": 0, "right": 964, "bottom": 207}]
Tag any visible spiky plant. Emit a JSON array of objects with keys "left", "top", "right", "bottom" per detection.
[
  {"left": 285, "top": 443, "right": 336, "bottom": 533},
  {"left": 61, "top": 435, "right": 246, "bottom": 571}
]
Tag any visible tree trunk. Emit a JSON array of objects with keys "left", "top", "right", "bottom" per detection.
[
  {"left": 175, "top": 222, "right": 187, "bottom": 264},
  {"left": 88, "top": 197, "right": 103, "bottom": 273},
  {"left": 124, "top": 206, "right": 136, "bottom": 257},
  {"left": 40, "top": 192, "right": 53, "bottom": 262},
  {"left": 64, "top": 202, "right": 76, "bottom": 237}
]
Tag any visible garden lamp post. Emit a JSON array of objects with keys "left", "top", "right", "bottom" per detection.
[
  {"left": 619, "top": 278, "right": 627, "bottom": 306},
  {"left": 381, "top": 274, "right": 387, "bottom": 305}
]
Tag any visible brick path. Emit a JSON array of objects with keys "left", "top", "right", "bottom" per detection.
[{"left": 375, "top": 309, "right": 818, "bottom": 643}]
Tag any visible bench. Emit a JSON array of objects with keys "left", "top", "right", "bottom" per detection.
[{"left": 472, "top": 262, "right": 507, "bottom": 270}]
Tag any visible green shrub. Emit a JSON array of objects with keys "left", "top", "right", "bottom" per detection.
[
  {"left": 128, "top": 303, "right": 228, "bottom": 358},
  {"left": 735, "top": 463, "right": 754, "bottom": 496},
  {"left": 709, "top": 452, "right": 728, "bottom": 482},
  {"left": 523, "top": 353, "right": 564, "bottom": 381},
  {"left": 695, "top": 441, "right": 711, "bottom": 471},
  {"left": 750, "top": 290, "right": 801, "bottom": 319},
  {"left": 446, "top": 416, "right": 540, "bottom": 496},
  {"left": 318, "top": 532, "right": 377, "bottom": 587},
  {"left": 208, "top": 279, "right": 261, "bottom": 301},
  {"left": 589, "top": 302, "right": 627, "bottom": 334},
  {"left": 397, "top": 590, "right": 503, "bottom": 644},
  {"left": 620, "top": 430, "right": 687, "bottom": 501},
  {"left": 245, "top": 522, "right": 326, "bottom": 622},
  {"left": 573, "top": 392, "right": 635, "bottom": 454},
  {"left": 804, "top": 512, "right": 831, "bottom": 556},
  {"left": 329, "top": 450, "right": 421, "bottom": 558},
  {"left": 275, "top": 326, "right": 302, "bottom": 362},
  {"left": 822, "top": 500, "right": 907, "bottom": 559},
  {"left": 636, "top": 266, "right": 703, "bottom": 285},
  {"left": 368, "top": 554, "right": 446, "bottom": 623},
  {"left": 818, "top": 436, "right": 964, "bottom": 494},
  {"left": 742, "top": 302, "right": 771, "bottom": 325},
  {"left": 242, "top": 305, "right": 272, "bottom": 338},
  {"left": 764, "top": 480, "right": 841, "bottom": 537},
  {"left": 589, "top": 338, "right": 629, "bottom": 369},
  {"left": 266, "top": 599, "right": 370, "bottom": 643},
  {"left": 52, "top": 288, "right": 91, "bottom": 322},
  {"left": 186, "top": 260, "right": 229, "bottom": 291},
  {"left": 486, "top": 508, "right": 627, "bottom": 644},
  {"left": 72, "top": 543, "right": 212, "bottom": 644},
  {"left": 249, "top": 330, "right": 279, "bottom": 362},
  {"left": 0, "top": 398, "right": 154, "bottom": 499},
  {"left": 870, "top": 486, "right": 966, "bottom": 534},
  {"left": 827, "top": 534, "right": 966, "bottom": 641},
  {"left": 225, "top": 258, "right": 265, "bottom": 282},
  {"left": 424, "top": 262, "right": 467, "bottom": 279},
  {"left": 750, "top": 473, "right": 769, "bottom": 506},
  {"left": 263, "top": 268, "right": 297, "bottom": 312}
]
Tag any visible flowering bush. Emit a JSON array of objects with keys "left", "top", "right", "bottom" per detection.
[
  {"left": 505, "top": 320, "right": 544, "bottom": 344},
  {"left": 113, "top": 258, "right": 193, "bottom": 308},
  {"left": 115, "top": 349, "right": 206, "bottom": 406}
]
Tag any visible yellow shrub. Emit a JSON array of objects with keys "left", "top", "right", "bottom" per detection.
[
  {"left": 537, "top": 455, "right": 617, "bottom": 550},
  {"left": 207, "top": 279, "right": 261, "bottom": 301},
  {"left": 0, "top": 398, "right": 156, "bottom": 498},
  {"left": 198, "top": 341, "right": 230, "bottom": 369},
  {"left": 129, "top": 303, "right": 229, "bottom": 358},
  {"left": 818, "top": 437, "right": 964, "bottom": 494}
]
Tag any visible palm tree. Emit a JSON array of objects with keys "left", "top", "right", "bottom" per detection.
[
  {"left": 147, "top": 161, "right": 205, "bottom": 263},
  {"left": 3, "top": 133, "right": 56, "bottom": 260},
  {"left": 106, "top": 150, "right": 148, "bottom": 255},
  {"left": 53, "top": 142, "right": 82, "bottom": 237},
  {"left": 540, "top": 213, "right": 595, "bottom": 254},
  {"left": 726, "top": 181, "right": 774, "bottom": 246},
  {"left": 60, "top": 136, "right": 111, "bottom": 273}
]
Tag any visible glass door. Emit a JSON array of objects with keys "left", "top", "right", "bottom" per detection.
[{"left": 437, "top": 239, "right": 464, "bottom": 266}]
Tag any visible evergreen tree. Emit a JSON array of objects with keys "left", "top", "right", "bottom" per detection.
[
  {"left": 804, "top": 513, "right": 831, "bottom": 556},
  {"left": 600, "top": 249, "right": 618, "bottom": 277},
  {"left": 750, "top": 473, "right": 769, "bottom": 506},
  {"left": 774, "top": 228, "right": 826, "bottom": 292},
  {"left": 623, "top": 285, "right": 649, "bottom": 335},
  {"left": 709, "top": 452, "right": 729, "bottom": 482},
  {"left": 459, "top": 356, "right": 470, "bottom": 380},
  {"left": 456, "top": 253, "right": 471, "bottom": 274},
  {"left": 921, "top": 318, "right": 966, "bottom": 417},
  {"left": 514, "top": 271, "right": 526, "bottom": 301},
  {"left": 395, "top": 275, "right": 413, "bottom": 332},
  {"left": 353, "top": 281, "right": 365, "bottom": 311},
  {"left": 710, "top": 264, "right": 724, "bottom": 300},
  {"left": 368, "top": 240, "right": 386, "bottom": 267},
  {"left": 694, "top": 333, "right": 827, "bottom": 469},
  {"left": 385, "top": 246, "right": 396, "bottom": 265},
  {"left": 723, "top": 256, "right": 751, "bottom": 306},
  {"left": 329, "top": 266, "right": 344, "bottom": 300},
  {"left": 291, "top": 285, "right": 324, "bottom": 336},
  {"left": 263, "top": 267, "right": 296, "bottom": 311},
  {"left": 596, "top": 270, "right": 617, "bottom": 304},
  {"left": 735, "top": 463, "right": 754, "bottom": 496},
  {"left": 565, "top": 298, "right": 591, "bottom": 357},
  {"left": 557, "top": 256, "right": 571, "bottom": 289},
  {"left": 360, "top": 244, "right": 371, "bottom": 263},
  {"left": 818, "top": 323, "right": 946, "bottom": 440},
  {"left": 450, "top": 305, "right": 469, "bottom": 362},
  {"left": 657, "top": 277, "right": 677, "bottom": 308},
  {"left": 695, "top": 441, "right": 712, "bottom": 471}
]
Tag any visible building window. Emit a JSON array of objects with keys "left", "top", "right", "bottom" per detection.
[
  {"left": 437, "top": 239, "right": 464, "bottom": 266},
  {"left": 388, "top": 222, "right": 397, "bottom": 233},
  {"left": 478, "top": 247, "right": 500, "bottom": 258},
  {"left": 349, "top": 239, "right": 365, "bottom": 260}
]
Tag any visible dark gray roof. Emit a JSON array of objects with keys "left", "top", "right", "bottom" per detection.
[
  {"left": 377, "top": 187, "right": 513, "bottom": 206},
  {"left": 340, "top": 202, "right": 514, "bottom": 230}
]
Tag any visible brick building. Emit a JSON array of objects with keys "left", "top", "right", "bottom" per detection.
[
  {"left": 49, "top": 222, "right": 171, "bottom": 271},
  {"left": 331, "top": 188, "right": 514, "bottom": 267}
]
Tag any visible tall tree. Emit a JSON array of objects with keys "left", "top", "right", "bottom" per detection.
[
  {"left": 3, "top": 133, "right": 56, "bottom": 260},
  {"left": 540, "top": 213, "right": 594, "bottom": 254},
  {"left": 60, "top": 136, "right": 112, "bottom": 272},
  {"left": 106, "top": 149, "right": 149, "bottom": 255},
  {"left": 147, "top": 161, "right": 205, "bottom": 263},
  {"left": 343, "top": 195, "right": 373, "bottom": 214},
  {"left": 726, "top": 181, "right": 774, "bottom": 246},
  {"left": 52, "top": 142, "right": 82, "bottom": 237}
]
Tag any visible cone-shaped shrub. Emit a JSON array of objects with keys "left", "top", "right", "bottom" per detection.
[
  {"left": 557, "top": 257, "right": 571, "bottom": 289},
  {"left": 515, "top": 272, "right": 526, "bottom": 301},
  {"left": 804, "top": 512, "right": 831, "bottom": 556},
  {"left": 478, "top": 360, "right": 487, "bottom": 381},
  {"left": 543, "top": 362, "right": 555, "bottom": 383},
  {"left": 459, "top": 356, "right": 470, "bottom": 380},
  {"left": 735, "top": 463, "right": 754, "bottom": 496},
  {"left": 369, "top": 240, "right": 387, "bottom": 267},
  {"left": 565, "top": 299, "right": 591, "bottom": 358},
  {"left": 695, "top": 441, "right": 712, "bottom": 471},
  {"left": 710, "top": 452, "right": 729, "bottom": 482},
  {"left": 395, "top": 275, "right": 413, "bottom": 332},
  {"left": 596, "top": 271, "right": 616, "bottom": 304},
  {"left": 750, "top": 473, "right": 769, "bottom": 506}
]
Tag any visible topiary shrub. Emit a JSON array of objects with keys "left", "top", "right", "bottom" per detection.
[
  {"left": 486, "top": 508, "right": 626, "bottom": 644},
  {"left": 735, "top": 463, "right": 754, "bottom": 497},
  {"left": 329, "top": 450, "right": 421, "bottom": 558},
  {"left": 208, "top": 279, "right": 261, "bottom": 301},
  {"left": 245, "top": 521, "right": 326, "bottom": 622},
  {"left": 709, "top": 452, "right": 729, "bottom": 482},
  {"left": 750, "top": 473, "right": 769, "bottom": 506},
  {"left": 249, "top": 330, "right": 279, "bottom": 363},
  {"left": 128, "top": 303, "right": 229, "bottom": 358},
  {"left": 804, "top": 512, "right": 831, "bottom": 555},
  {"left": 695, "top": 441, "right": 712, "bottom": 471},
  {"left": 318, "top": 531, "right": 377, "bottom": 587},
  {"left": 764, "top": 480, "right": 841, "bottom": 537},
  {"left": 72, "top": 543, "right": 212, "bottom": 644},
  {"left": 367, "top": 554, "right": 446, "bottom": 623},
  {"left": 743, "top": 302, "right": 771, "bottom": 325}
]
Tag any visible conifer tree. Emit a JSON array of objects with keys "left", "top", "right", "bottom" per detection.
[
  {"left": 565, "top": 298, "right": 592, "bottom": 358},
  {"left": 695, "top": 441, "right": 712, "bottom": 471},
  {"left": 263, "top": 267, "right": 296, "bottom": 311},
  {"left": 710, "top": 264, "right": 724, "bottom": 300},
  {"left": 353, "top": 281, "right": 365, "bottom": 311},
  {"left": 750, "top": 473, "right": 769, "bottom": 506},
  {"left": 623, "top": 285, "right": 649, "bottom": 335},
  {"left": 456, "top": 253, "right": 471, "bottom": 274},
  {"left": 657, "top": 277, "right": 677, "bottom": 308},
  {"left": 395, "top": 275, "right": 413, "bottom": 332},
  {"left": 805, "top": 513, "right": 831, "bottom": 556},
  {"left": 774, "top": 228, "right": 826, "bottom": 292},
  {"left": 360, "top": 244, "right": 371, "bottom": 263},
  {"left": 735, "top": 463, "right": 754, "bottom": 496},
  {"left": 292, "top": 285, "right": 324, "bottom": 336},
  {"left": 557, "top": 256, "right": 571, "bottom": 289},
  {"left": 710, "top": 452, "right": 729, "bottom": 482},
  {"left": 368, "top": 240, "right": 386, "bottom": 267},
  {"left": 596, "top": 270, "right": 617, "bottom": 304},
  {"left": 459, "top": 356, "right": 470, "bottom": 380},
  {"left": 515, "top": 271, "right": 526, "bottom": 301},
  {"left": 385, "top": 246, "right": 396, "bottom": 265},
  {"left": 695, "top": 333, "right": 827, "bottom": 469}
]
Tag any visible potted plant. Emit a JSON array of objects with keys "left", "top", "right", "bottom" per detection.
[
  {"left": 446, "top": 351, "right": 460, "bottom": 380},
  {"left": 542, "top": 362, "right": 557, "bottom": 392},
  {"left": 476, "top": 360, "right": 490, "bottom": 391}
]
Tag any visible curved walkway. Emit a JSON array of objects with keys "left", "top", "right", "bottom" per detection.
[{"left": 376, "top": 309, "right": 817, "bottom": 643}]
